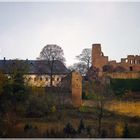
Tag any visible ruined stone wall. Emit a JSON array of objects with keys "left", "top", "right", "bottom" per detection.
[
  {"left": 71, "top": 71, "right": 82, "bottom": 107},
  {"left": 109, "top": 55, "right": 140, "bottom": 72},
  {"left": 92, "top": 44, "right": 108, "bottom": 76},
  {"left": 92, "top": 43, "right": 140, "bottom": 78},
  {"left": 104, "top": 72, "right": 140, "bottom": 79}
]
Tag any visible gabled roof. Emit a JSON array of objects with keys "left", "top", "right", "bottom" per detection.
[{"left": 0, "top": 59, "right": 69, "bottom": 75}]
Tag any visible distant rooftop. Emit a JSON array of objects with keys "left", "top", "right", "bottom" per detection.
[{"left": 0, "top": 59, "right": 69, "bottom": 75}]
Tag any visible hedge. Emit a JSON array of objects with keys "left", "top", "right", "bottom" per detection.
[{"left": 110, "top": 79, "right": 140, "bottom": 95}]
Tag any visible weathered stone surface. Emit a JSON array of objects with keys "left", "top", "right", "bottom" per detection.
[
  {"left": 92, "top": 44, "right": 140, "bottom": 79},
  {"left": 71, "top": 71, "right": 82, "bottom": 107}
]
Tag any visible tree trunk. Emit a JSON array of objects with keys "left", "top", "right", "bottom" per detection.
[
  {"left": 50, "top": 61, "right": 54, "bottom": 87},
  {"left": 50, "top": 72, "right": 53, "bottom": 87},
  {"left": 87, "top": 60, "right": 90, "bottom": 70}
]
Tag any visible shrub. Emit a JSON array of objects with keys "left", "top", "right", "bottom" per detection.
[
  {"left": 111, "top": 79, "right": 140, "bottom": 96},
  {"left": 51, "top": 105, "right": 56, "bottom": 113},
  {"left": 79, "top": 106, "right": 87, "bottom": 113},
  {"left": 82, "top": 91, "right": 87, "bottom": 99},
  {"left": 63, "top": 122, "right": 76, "bottom": 135},
  {"left": 101, "top": 129, "right": 108, "bottom": 138},
  {"left": 122, "top": 123, "right": 130, "bottom": 138},
  {"left": 24, "top": 123, "right": 33, "bottom": 132},
  {"left": 78, "top": 119, "right": 85, "bottom": 133},
  {"left": 26, "top": 95, "right": 49, "bottom": 117},
  {"left": 86, "top": 93, "right": 96, "bottom": 100},
  {"left": 86, "top": 126, "right": 91, "bottom": 136},
  {"left": 79, "top": 105, "right": 91, "bottom": 113}
]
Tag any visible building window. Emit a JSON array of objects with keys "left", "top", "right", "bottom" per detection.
[
  {"left": 130, "top": 60, "right": 133, "bottom": 64},
  {"left": 57, "top": 78, "right": 59, "bottom": 81},
  {"left": 40, "top": 77, "right": 42, "bottom": 81}
]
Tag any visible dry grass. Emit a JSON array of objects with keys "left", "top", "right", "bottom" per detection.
[
  {"left": 4, "top": 100, "right": 140, "bottom": 138},
  {"left": 83, "top": 99, "right": 140, "bottom": 117},
  {"left": 106, "top": 100, "right": 140, "bottom": 117}
]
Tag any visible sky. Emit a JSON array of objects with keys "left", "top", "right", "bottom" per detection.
[{"left": 0, "top": 2, "right": 140, "bottom": 66}]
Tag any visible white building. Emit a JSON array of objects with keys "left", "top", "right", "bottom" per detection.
[{"left": 0, "top": 59, "right": 69, "bottom": 87}]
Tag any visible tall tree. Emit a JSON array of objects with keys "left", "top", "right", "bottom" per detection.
[
  {"left": 76, "top": 48, "right": 92, "bottom": 70},
  {"left": 0, "top": 59, "right": 29, "bottom": 116},
  {"left": 8, "top": 60, "right": 29, "bottom": 107},
  {"left": 8, "top": 59, "right": 29, "bottom": 85},
  {"left": 38, "top": 44, "right": 65, "bottom": 87},
  {"left": 0, "top": 71, "right": 8, "bottom": 96}
]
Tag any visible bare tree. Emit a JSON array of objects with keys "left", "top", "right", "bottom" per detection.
[
  {"left": 90, "top": 78, "right": 114, "bottom": 137},
  {"left": 76, "top": 48, "right": 92, "bottom": 70},
  {"left": 38, "top": 44, "right": 65, "bottom": 87},
  {"left": 68, "top": 62, "right": 87, "bottom": 76}
]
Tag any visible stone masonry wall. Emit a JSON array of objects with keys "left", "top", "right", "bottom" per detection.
[
  {"left": 92, "top": 44, "right": 108, "bottom": 76},
  {"left": 104, "top": 72, "right": 140, "bottom": 79},
  {"left": 92, "top": 43, "right": 140, "bottom": 78},
  {"left": 71, "top": 71, "right": 82, "bottom": 107}
]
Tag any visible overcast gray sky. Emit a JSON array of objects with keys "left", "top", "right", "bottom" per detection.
[{"left": 0, "top": 2, "right": 140, "bottom": 66}]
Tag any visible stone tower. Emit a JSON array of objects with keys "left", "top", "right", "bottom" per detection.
[
  {"left": 92, "top": 44, "right": 108, "bottom": 76},
  {"left": 71, "top": 71, "right": 82, "bottom": 108},
  {"left": 60, "top": 71, "right": 82, "bottom": 108}
]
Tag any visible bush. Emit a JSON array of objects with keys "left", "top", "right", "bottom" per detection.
[
  {"left": 51, "top": 105, "right": 56, "bottom": 113},
  {"left": 79, "top": 106, "right": 92, "bottom": 113},
  {"left": 63, "top": 122, "right": 76, "bottom": 135},
  {"left": 79, "top": 106, "right": 88, "bottom": 113},
  {"left": 78, "top": 119, "right": 85, "bottom": 133},
  {"left": 82, "top": 91, "right": 87, "bottom": 99},
  {"left": 122, "top": 123, "right": 130, "bottom": 138},
  {"left": 0, "top": 120, "right": 7, "bottom": 137},
  {"left": 111, "top": 79, "right": 140, "bottom": 96},
  {"left": 24, "top": 123, "right": 33, "bottom": 132},
  {"left": 26, "top": 95, "right": 49, "bottom": 117},
  {"left": 86, "top": 93, "right": 96, "bottom": 100},
  {"left": 86, "top": 126, "right": 91, "bottom": 136},
  {"left": 101, "top": 129, "right": 108, "bottom": 138}
]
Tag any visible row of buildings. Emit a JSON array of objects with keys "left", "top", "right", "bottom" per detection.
[{"left": 0, "top": 43, "right": 140, "bottom": 87}]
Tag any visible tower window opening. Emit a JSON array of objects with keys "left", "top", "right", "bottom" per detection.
[{"left": 130, "top": 66, "right": 133, "bottom": 71}]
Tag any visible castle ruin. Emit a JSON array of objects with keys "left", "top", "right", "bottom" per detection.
[{"left": 92, "top": 44, "right": 140, "bottom": 79}]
